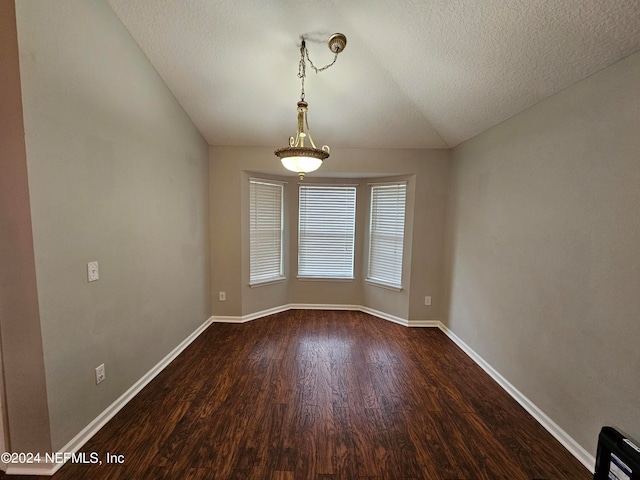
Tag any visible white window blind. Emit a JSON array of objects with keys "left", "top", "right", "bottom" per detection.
[
  {"left": 298, "top": 185, "right": 356, "bottom": 279},
  {"left": 250, "top": 179, "right": 284, "bottom": 285},
  {"left": 367, "top": 183, "right": 407, "bottom": 289}
]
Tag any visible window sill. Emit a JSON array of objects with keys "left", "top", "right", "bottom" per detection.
[
  {"left": 297, "top": 276, "right": 355, "bottom": 282},
  {"left": 365, "top": 279, "right": 403, "bottom": 292},
  {"left": 249, "top": 277, "right": 286, "bottom": 288}
]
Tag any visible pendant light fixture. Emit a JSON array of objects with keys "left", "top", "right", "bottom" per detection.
[{"left": 274, "top": 33, "right": 347, "bottom": 180}]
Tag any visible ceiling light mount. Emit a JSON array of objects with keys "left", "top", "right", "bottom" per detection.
[
  {"left": 274, "top": 33, "right": 347, "bottom": 180},
  {"left": 328, "top": 33, "right": 347, "bottom": 54}
]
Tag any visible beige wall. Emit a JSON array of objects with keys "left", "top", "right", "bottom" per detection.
[
  {"left": 0, "top": 0, "right": 52, "bottom": 455},
  {"left": 13, "top": 0, "right": 210, "bottom": 450},
  {"left": 443, "top": 52, "right": 640, "bottom": 456},
  {"left": 210, "top": 146, "right": 450, "bottom": 321}
]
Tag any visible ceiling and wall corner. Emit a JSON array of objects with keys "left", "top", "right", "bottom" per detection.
[{"left": 106, "top": 0, "right": 640, "bottom": 150}]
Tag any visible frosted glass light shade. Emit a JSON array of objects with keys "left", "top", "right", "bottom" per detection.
[{"left": 281, "top": 156, "right": 323, "bottom": 174}]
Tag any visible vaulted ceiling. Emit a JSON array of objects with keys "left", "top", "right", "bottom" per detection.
[{"left": 106, "top": 0, "right": 640, "bottom": 149}]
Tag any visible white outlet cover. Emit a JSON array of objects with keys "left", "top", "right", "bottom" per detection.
[
  {"left": 87, "top": 261, "right": 99, "bottom": 282},
  {"left": 95, "top": 364, "right": 105, "bottom": 384}
]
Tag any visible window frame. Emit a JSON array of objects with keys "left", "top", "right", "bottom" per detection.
[
  {"left": 366, "top": 181, "right": 407, "bottom": 291},
  {"left": 249, "top": 178, "right": 285, "bottom": 287},
  {"left": 297, "top": 184, "right": 357, "bottom": 280}
]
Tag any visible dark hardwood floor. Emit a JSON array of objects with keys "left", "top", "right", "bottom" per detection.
[{"left": 6, "top": 310, "right": 591, "bottom": 479}]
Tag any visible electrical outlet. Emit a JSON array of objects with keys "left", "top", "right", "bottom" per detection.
[
  {"left": 87, "top": 261, "right": 99, "bottom": 282},
  {"left": 95, "top": 364, "right": 105, "bottom": 384},
  {"left": 219, "top": 291, "right": 226, "bottom": 301},
  {"left": 424, "top": 296, "right": 432, "bottom": 306}
]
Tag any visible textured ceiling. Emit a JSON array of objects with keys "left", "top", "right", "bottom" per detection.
[{"left": 106, "top": 0, "right": 640, "bottom": 149}]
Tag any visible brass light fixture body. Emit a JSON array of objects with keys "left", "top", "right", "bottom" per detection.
[{"left": 274, "top": 33, "right": 347, "bottom": 180}]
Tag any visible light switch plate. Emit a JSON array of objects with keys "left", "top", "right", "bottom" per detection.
[{"left": 88, "top": 261, "right": 99, "bottom": 282}]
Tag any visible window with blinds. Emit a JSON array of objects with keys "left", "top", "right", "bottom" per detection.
[
  {"left": 367, "top": 183, "right": 407, "bottom": 289},
  {"left": 249, "top": 179, "right": 284, "bottom": 285},
  {"left": 298, "top": 185, "right": 356, "bottom": 279}
]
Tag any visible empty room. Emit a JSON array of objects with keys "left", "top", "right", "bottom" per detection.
[{"left": 1, "top": 0, "right": 639, "bottom": 479}]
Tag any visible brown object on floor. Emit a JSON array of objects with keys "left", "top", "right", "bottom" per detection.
[{"left": 7, "top": 310, "right": 591, "bottom": 479}]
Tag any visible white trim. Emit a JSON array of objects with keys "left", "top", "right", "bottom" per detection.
[
  {"left": 359, "top": 306, "right": 409, "bottom": 326},
  {"left": 210, "top": 316, "right": 245, "bottom": 324},
  {"left": 288, "top": 303, "right": 362, "bottom": 311},
  {"left": 5, "top": 463, "right": 56, "bottom": 476},
  {"left": 249, "top": 277, "right": 286, "bottom": 288},
  {"left": 210, "top": 304, "right": 292, "bottom": 324},
  {"left": 5, "top": 317, "right": 214, "bottom": 476},
  {"left": 243, "top": 304, "right": 291, "bottom": 322},
  {"left": 211, "top": 304, "right": 365, "bottom": 324},
  {"left": 296, "top": 182, "right": 359, "bottom": 187},
  {"left": 365, "top": 279, "right": 403, "bottom": 291},
  {"left": 211, "top": 303, "right": 416, "bottom": 328},
  {"left": 408, "top": 320, "right": 441, "bottom": 328},
  {"left": 438, "top": 323, "right": 596, "bottom": 473},
  {"left": 367, "top": 180, "right": 409, "bottom": 187},
  {"left": 248, "top": 177, "right": 287, "bottom": 185},
  {"left": 296, "top": 277, "right": 355, "bottom": 282}
]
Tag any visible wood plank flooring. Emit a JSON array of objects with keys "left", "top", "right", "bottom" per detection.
[{"left": 5, "top": 310, "right": 591, "bottom": 479}]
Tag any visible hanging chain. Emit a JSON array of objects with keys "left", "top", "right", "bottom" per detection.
[
  {"left": 305, "top": 46, "right": 339, "bottom": 74},
  {"left": 298, "top": 40, "right": 306, "bottom": 101},
  {"left": 297, "top": 37, "right": 340, "bottom": 102}
]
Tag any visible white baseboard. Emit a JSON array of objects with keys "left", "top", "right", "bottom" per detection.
[
  {"left": 211, "top": 303, "right": 421, "bottom": 328},
  {"left": 210, "top": 304, "right": 292, "bottom": 324},
  {"left": 438, "top": 323, "right": 596, "bottom": 473},
  {"left": 210, "top": 315, "right": 244, "bottom": 323},
  {"left": 5, "top": 317, "right": 214, "bottom": 476},
  {"left": 408, "top": 320, "right": 441, "bottom": 328},
  {"left": 358, "top": 306, "right": 409, "bottom": 326},
  {"left": 288, "top": 303, "right": 361, "bottom": 311},
  {"left": 4, "top": 461, "right": 56, "bottom": 476},
  {"left": 244, "top": 304, "right": 294, "bottom": 322}
]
